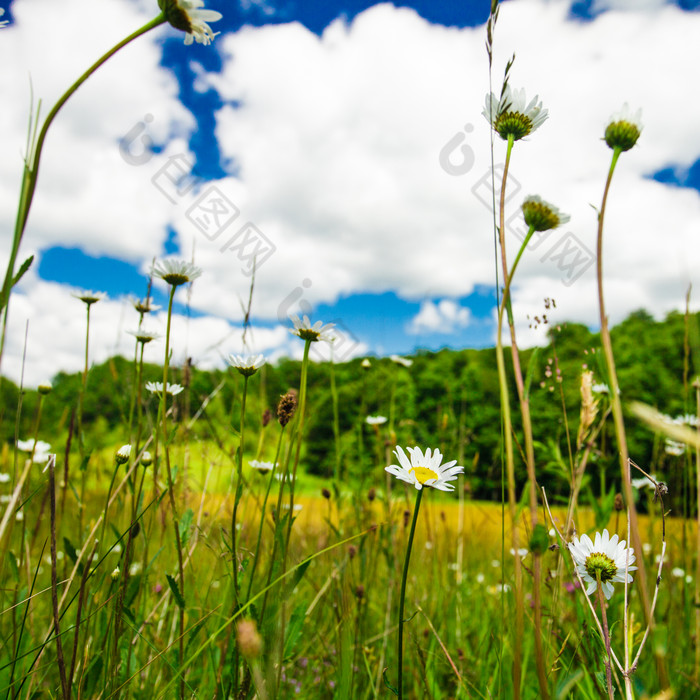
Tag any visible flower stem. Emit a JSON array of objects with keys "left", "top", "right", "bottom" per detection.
[
  {"left": 397, "top": 487, "right": 423, "bottom": 700},
  {"left": 596, "top": 148, "right": 659, "bottom": 655},
  {"left": 232, "top": 375, "right": 250, "bottom": 600},
  {"left": 495, "top": 132, "right": 523, "bottom": 700},
  {"left": 161, "top": 284, "right": 186, "bottom": 700},
  {"left": 596, "top": 578, "right": 615, "bottom": 700},
  {"left": 0, "top": 14, "right": 166, "bottom": 372}
]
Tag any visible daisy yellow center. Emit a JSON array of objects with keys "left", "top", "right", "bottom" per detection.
[
  {"left": 604, "top": 120, "right": 641, "bottom": 152},
  {"left": 522, "top": 201, "right": 560, "bottom": 232},
  {"left": 162, "top": 273, "right": 190, "bottom": 287},
  {"left": 494, "top": 111, "right": 533, "bottom": 141},
  {"left": 297, "top": 329, "right": 320, "bottom": 342},
  {"left": 584, "top": 552, "right": 617, "bottom": 583},
  {"left": 409, "top": 466, "right": 438, "bottom": 484}
]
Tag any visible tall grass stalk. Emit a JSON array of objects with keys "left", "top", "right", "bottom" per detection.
[
  {"left": 0, "top": 14, "right": 166, "bottom": 372},
  {"left": 159, "top": 283, "right": 187, "bottom": 700}
]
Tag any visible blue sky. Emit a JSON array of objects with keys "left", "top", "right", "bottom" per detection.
[{"left": 2, "top": 0, "right": 700, "bottom": 384}]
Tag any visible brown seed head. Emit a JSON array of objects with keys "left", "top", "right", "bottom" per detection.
[
  {"left": 277, "top": 390, "right": 298, "bottom": 427},
  {"left": 614, "top": 493, "right": 624, "bottom": 511}
]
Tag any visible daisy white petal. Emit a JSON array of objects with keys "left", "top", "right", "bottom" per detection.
[
  {"left": 385, "top": 445, "right": 464, "bottom": 492},
  {"left": 159, "top": 0, "right": 223, "bottom": 46},
  {"left": 289, "top": 314, "right": 335, "bottom": 343},
  {"left": 152, "top": 258, "right": 202, "bottom": 287},
  {"left": 483, "top": 84, "right": 548, "bottom": 141},
  {"left": 568, "top": 528, "right": 636, "bottom": 600}
]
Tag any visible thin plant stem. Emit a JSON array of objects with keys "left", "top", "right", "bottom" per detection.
[
  {"left": 160, "top": 284, "right": 186, "bottom": 700},
  {"left": 396, "top": 486, "right": 423, "bottom": 700},
  {"left": 231, "top": 374, "right": 250, "bottom": 601},
  {"left": 494, "top": 132, "right": 522, "bottom": 700},
  {"left": 696, "top": 380, "right": 700, "bottom": 682},
  {"left": 596, "top": 148, "right": 659, "bottom": 664},
  {"left": 596, "top": 578, "right": 615, "bottom": 700},
  {"left": 246, "top": 426, "right": 287, "bottom": 605},
  {"left": 0, "top": 14, "right": 166, "bottom": 371}
]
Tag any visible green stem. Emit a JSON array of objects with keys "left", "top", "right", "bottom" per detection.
[
  {"left": 247, "top": 425, "right": 286, "bottom": 605},
  {"left": 0, "top": 14, "right": 166, "bottom": 371},
  {"left": 495, "top": 132, "right": 523, "bottom": 700},
  {"left": 232, "top": 375, "right": 250, "bottom": 600},
  {"left": 397, "top": 487, "right": 423, "bottom": 700},
  {"left": 161, "top": 284, "right": 186, "bottom": 700},
  {"left": 596, "top": 578, "right": 615, "bottom": 700},
  {"left": 596, "top": 148, "right": 655, "bottom": 627}
]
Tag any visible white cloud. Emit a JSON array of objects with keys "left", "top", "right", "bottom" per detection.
[
  {"left": 408, "top": 299, "right": 471, "bottom": 334},
  {"left": 2, "top": 0, "right": 700, "bottom": 379}
]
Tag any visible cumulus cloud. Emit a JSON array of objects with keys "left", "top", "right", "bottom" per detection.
[
  {"left": 408, "top": 299, "right": 471, "bottom": 334},
  {"left": 2, "top": 0, "right": 700, "bottom": 382}
]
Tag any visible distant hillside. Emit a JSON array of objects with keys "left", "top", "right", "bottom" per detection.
[{"left": 3, "top": 308, "right": 698, "bottom": 514}]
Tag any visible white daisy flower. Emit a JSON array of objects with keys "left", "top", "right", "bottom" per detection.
[
  {"left": 482, "top": 84, "right": 548, "bottom": 141},
  {"left": 521, "top": 195, "right": 570, "bottom": 232},
  {"left": 568, "top": 529, "right": 637, "bottom": 600},
  {"left": 159, "top": 0, "right": 222, "bottom": 46},
  {"left": 0, "top": 473, "right": 10, "bottom": 483},
  {"left": 510, "top": 548, "right": 529, "bottom": 559},
  {"left": 385, "top": 446, "right": 464, "bottom": 492},
  {"left": 17, "top": 439, "right": 51, "bottom": 454},
  {"left": 227, "top": 353, "right": 266, "bottom": 377},
  {"left": 128, "top": 330, "right": 161, "bottom": 345},
  {"left": 592, "top": 383, "right": 609, "bottom": 394},
  {"left": 365, "top": 415, "right": 388, "bottom": 425},
  {"left": 152, "top": 258, "right": 202, "bottom": 287},
  {"left": 390, "top": 354, "right": 413, "bottom": 368},
  {"left": 115, "top": 445, "right": 132, "bottom": 465},
  {"left": 671, "top": 567, "right": 685, "bottom": 578},
  {"left": 145, "top": 381, "right": 184, "bottom": 396},
  {"left": 249, "top": 460, "right": 275, "bottom": 474},
  {"left": 664, "top": 439, "right": 685, "bottom": 457},
  {"left": 290, "top": 314, "right": 335, "bottom": 343},
  {"left": 631, "top": 474, "right": 658, "bottom": 490},
  {"left": 73, "top": 290, "right": 106, "bottom": 306},
  {"left": 604, "top": 103, "right": 643, "bottom": 152}
]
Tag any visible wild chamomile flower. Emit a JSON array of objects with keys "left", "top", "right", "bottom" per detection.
[
  {"left": 290, "top": 314, "right": 335, "bottom": 343},
  {"left": 145, "top": 381, "right": 184, "bottom": 396},
  {"left": 249, "top": 460, "right": 275, "bottom": 474},
  {"left": 133, "top": 298, "right": 161, "bottom": 315},
  {"left": 115, "top": 445, "right": 132, "bottom": 465},
  {"left": 568, "top": 529, "right": 637, "bottom": 600},
  {"left": 604, "top": 104, "right": 643, "bottom": 152},
  {"left": 152, "top": 259, "right": 202, "bottom": 287},
  {"left": 158, "top": 0, "right": 222, "bottom": 46},
  {"left": 483, "top": 85, "right": 548, "bottom": 141},
  {"left": 128, "top": 330, "right": 161, "bottom": 345},
  {"left": 73, "top": 290, "right": 106, "bottom": 306},
  {"left": 386, "top": 446, "right": 464, "bottom": 492},
  {"left": 665, "top": 439, "right": 686, "bottom": 457},
  {"left": 521, "top": 196, "right": 570, "bottom": 232},
  {"left": 227, "top": 353, "right": 266, "bottom": 377},
  {"left": 366, "top": 415, "right": 388, "bottom": 425}
]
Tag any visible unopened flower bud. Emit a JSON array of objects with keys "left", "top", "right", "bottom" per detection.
[{"left": 115, "top": 445, "right": 132, "bottom": 465}]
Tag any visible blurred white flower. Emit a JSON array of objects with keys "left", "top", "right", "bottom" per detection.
[
  {"left": 365, "top": 415, "right": 388, "bottom": 426},
  {"left": 289, "top": 314, "right": 335, "bottom": 343}
]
